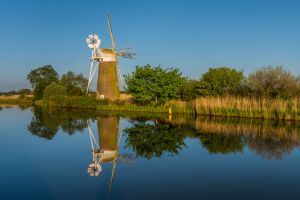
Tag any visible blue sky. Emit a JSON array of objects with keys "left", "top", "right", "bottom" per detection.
[{"left": 0, "top": 0, "right": 299, "bottom": 91}]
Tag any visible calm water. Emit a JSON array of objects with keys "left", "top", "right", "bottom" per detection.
[{"left": 1, "top": 106, "right": 300, "bottom": 200}]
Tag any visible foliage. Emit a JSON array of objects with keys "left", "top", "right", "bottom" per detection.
[
  {"left": 196, "top": 67, "right": 244, "bottom": 96},
  {"left": 124, "top": 122, "right": 186, "bottom": 159},
  {"left": 179, "top": 79, "right": 199, "bottom": 100},
  {"left": 27, "top": 65, "right": 59, "bottom": 100},
  {"left": 0, "top": 89, "right": 31, "bottom": 95},
  {"left": 245, "top": 65, "right": 300, "bottom": 98},
  {"left": 124, "top": 65, "right": 185, "bottom": 105},
  {"left": 60, "top": 71, "right": 88, "bottom": 96},
  {"left": 43, "top": 83, "right": 67, "bottom": 103}
]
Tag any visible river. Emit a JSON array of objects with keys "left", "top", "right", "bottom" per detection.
[{"left": 0, "top": 106, "right": 300, "bottom": 200}]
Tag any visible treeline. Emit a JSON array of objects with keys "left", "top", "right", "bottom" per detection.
[
  {"left": 27, "top": 65, "right": 88, "bottom": 101},
  {"left": 0, "top": 89, "right": 31, "bottom": 96},
  {"left": 125, "top": 64, "right": 300, "bottom": 104}
]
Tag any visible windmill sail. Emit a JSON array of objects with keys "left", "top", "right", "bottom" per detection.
[{"left": 107, "top": 14, "right": 116, "bottom": 52}]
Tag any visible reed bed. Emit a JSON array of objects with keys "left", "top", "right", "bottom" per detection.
[
  {"left": 0, "top": 95, "right": 33, "bottom": 105},
  {"left": 193, "top": 97, "right": 300, "bottom": 120},
  {"left": 96, "top": 104, "right": 168, "bottom": 113},
  {"left": 4, "top": 94, "right": 300, "bottom": 121}
]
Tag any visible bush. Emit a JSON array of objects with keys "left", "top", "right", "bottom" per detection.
[
  {"left": 196, "top": 67, "right": 244, "bottom": 97},
  {"left": 246, "top": 65, "right": 300, "bottom": 98},
  {"left": 60, "top": 71, "right": 88, "bottom": 96},
  {"left": 179, "top": 80, "right": 199, "bottom": 100},
  {"left": 68, "top": 87, "right": 83, "bottom": 96},
  {"left": 124, "top": 65, "right": 185, "bottom": 105},
  {"left": 43, "top": 83, "right": 67, "bottom": 103}
]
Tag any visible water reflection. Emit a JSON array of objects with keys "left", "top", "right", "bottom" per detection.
[
  {"left": 124, "top": 122, "right": 186, "bottom": 159},
  {"left": 87, "top": 116, "right": 137, "bottom": 193},
  {"left": 86, "top": 116, "right": 120, "bottom": 178},
  {"left": 173, "top": 116, "right": 300, "bottom": 160},
  {"left": 27, "top": 108, "right": 300, "bottom": 162},
  {"left": 27, "top": 107, "right": 96, "bottom": 139},
  {"left": 0, "top": 104, "right": 31, "bottom": 110}
]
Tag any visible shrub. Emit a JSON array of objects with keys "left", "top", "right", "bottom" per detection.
[
  {"left": 179, "top": 79, "right": 199, "bottom": 100},
  {"left": 196, "top": 67, "right": 244, "bottom": 97},
  {"left": 124, "top": 64, "right": 185, "bottom": 105},
  {"left": 43, "top": 83, "right": 67, "bottom": 103},
  {"left": 246, "top": 65, "right": 300, "bottom": 98}
]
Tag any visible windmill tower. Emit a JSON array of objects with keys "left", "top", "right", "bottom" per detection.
[{"left": 86, "top": 14, "right": 136, "bottom": 100}]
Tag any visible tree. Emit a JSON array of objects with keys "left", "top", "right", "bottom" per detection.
[
  {"left": 124, "top": 65, "right": 185, "bottom": 104},
  {"left": 27, "top": 65, "right": 59, "bottom": 100},
  {"left": 179, "top": 79, "right": 199, "bottom": 100},
  {"left": 196, "top": 67, "right": 244, "bottom": 96},
  {"left": 60, "top": 71, "right": 88, "bottom": 96},
  {"left": 43, "top": 82, "right": 67, "bottom": 103},
  {"left": 245, "top": 65, "right": 300, "bottom": 98}
]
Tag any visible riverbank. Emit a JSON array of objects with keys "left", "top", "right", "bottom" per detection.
[
  {"left": 0, "top": 95, "right": 33, "bottom": 105},
  {"left": 1, "top": 95, "right": 300, "bottom": 121}
]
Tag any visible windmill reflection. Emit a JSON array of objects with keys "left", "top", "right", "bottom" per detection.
[{"left": 86, "top": 116, "right": 134, "bottom": 192}]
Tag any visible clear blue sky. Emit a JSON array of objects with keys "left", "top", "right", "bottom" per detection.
[{"left": 0, "top": 0, "right": 299, "bottom": 91}]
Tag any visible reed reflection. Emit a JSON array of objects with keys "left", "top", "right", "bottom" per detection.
[
  {"left": 125, "top": 116, "right": 300, "bottom": 160},
  {"left": 175, "top": 116, "right": 300, "bottom": 160}
]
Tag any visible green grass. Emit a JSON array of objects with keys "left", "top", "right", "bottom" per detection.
[{"left": 4, "top": 95, "right": 300, "bottom": 121}]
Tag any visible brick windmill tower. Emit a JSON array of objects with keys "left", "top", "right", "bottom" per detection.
[{"left": 86, "top": 14, "right": 135, "bottom": 100}]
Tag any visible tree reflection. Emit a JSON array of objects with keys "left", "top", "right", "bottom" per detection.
[
  {"left": 124, "top": 122, "right": 186, "bottom": 159},
  {"left": 189, "top": 117, "right": 300, "bottom": 160},
  {"left": 27, "top": 107, "right": 58, "bottom": 139},
  {"left": 27, "top": 107, "right": 300, "bottom": 160},
  {"left": 198, "top": 132, "right": 245, "bottom": 154},
  {"left": 247, "top": 136, "right": 300, "bottom": 160},
  {"left": 27, "top": 107, "right": 95, "bottom": 139},
  {"left": 125, "top": 116, "right": 300, "bottom": 160}
]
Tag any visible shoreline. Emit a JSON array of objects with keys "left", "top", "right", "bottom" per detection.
[{"left": 1, "top": 96, "right": 300, "bottom": 122}]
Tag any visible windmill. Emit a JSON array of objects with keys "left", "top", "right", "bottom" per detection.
[{"left": 86, "top": 14, "right": 136, "bottom": 100}]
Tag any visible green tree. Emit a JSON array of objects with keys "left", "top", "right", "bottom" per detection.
[
  {"left": 245, "top": 65, "right": 300, "bottom": 98},
  {"left": 60, "top": 71, "right": 88, "bottom": 96},
  {"left": 43, "top": 82, "right": 67, "bottom": 103},
  {"left": 124, "top": 65, "right": 185, "bottom": 104},
  {"left": 27, "top": 65, "right": 59, "bottom": 100},
  {"left": 179, "top": 79, "right": 199, "bottom": 100},
  {"left": 196, "top": 67, "right": 244, "bottom": 96}
]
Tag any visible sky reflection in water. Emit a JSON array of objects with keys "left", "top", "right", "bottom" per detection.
[{"left": 1, "top": 106, "right": 300, "bottom": 200}]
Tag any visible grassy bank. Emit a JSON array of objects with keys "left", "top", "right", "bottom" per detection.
[
  {"left": 194, "top": 97, "right": 300, "bottom": 121},
  {"left": 4, "top": 95, "right": 300, "bottom": 121},
  {"left": 0, "top": 95, "right": 33, "bottom": 105}
]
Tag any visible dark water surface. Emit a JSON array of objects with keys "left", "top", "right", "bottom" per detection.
[{"left": 1, "top": 106, "right": 300, "bottom": 200}]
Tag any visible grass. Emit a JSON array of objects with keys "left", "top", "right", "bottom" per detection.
[
  {"left": 0, "top": 95, "right": 33, "bottom": 105},
  {"left": 3, "top": 94, "right": 300, "bottom": 121},
  {"left": 193, "top": 96, "right": 300, "bottom": 121}
]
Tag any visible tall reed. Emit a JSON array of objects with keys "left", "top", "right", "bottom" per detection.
[{"left": 194, "top": 96, "right": 300, "bottom": 120}]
